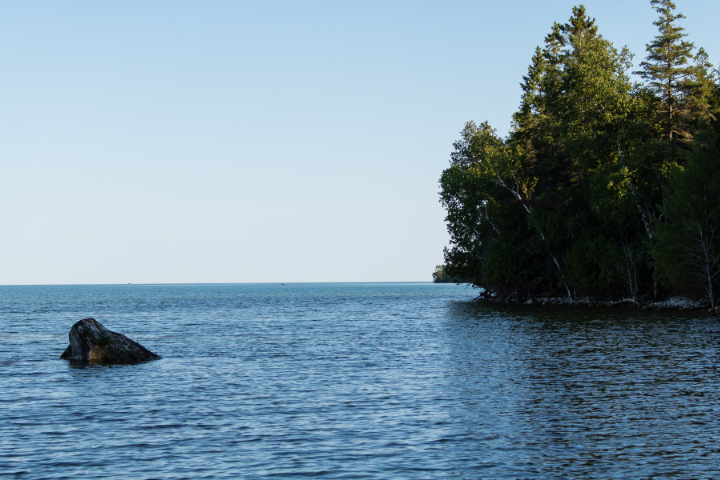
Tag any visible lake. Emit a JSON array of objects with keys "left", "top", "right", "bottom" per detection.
[{"left": 1, "top": 283, "right": 719, "bottom": 478}]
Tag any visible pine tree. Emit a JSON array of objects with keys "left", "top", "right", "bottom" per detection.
[
  {"left": 637, "top": 0, "right": 695, "bottom": 143},
  {"left": 558, "top": 5, "right": 598, "bottom": 53},
  {"left": 513, "top": 47, "right": 547, "bottom": 138},
  {"left": 684, "top": 48, "right": 718, "bottom": 124}
]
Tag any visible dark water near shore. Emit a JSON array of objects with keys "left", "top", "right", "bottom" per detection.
[{"left": 1, "top": 283, "right": 719, "bottom": 479}]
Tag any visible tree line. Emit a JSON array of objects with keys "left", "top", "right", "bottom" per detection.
[{"left": 439, "top": 1, "right": 720, "bottom": 308}]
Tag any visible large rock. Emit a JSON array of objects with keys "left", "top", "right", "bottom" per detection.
[{"left": 60, "top": 317, "right": 160, "bottom": 365}]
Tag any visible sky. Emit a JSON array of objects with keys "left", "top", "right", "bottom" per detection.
[{"left": 1, "top": 0, "right": 719, "bottom": 285}]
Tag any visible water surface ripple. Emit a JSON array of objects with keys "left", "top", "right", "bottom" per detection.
[{"left": 1, "top": 283, "right": 719, "bottom": 479}]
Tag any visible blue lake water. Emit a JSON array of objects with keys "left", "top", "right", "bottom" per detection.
[{"left": 1, "top": 282, "right": 719, "bottom": 479}]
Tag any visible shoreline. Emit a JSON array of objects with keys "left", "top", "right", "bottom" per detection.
[{"left": 480, "top": 295, "right": 717, "bottom": 313}]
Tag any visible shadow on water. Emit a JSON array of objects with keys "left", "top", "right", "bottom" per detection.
[{"left": 438, "top": 299, "right": 720, "bottom": 478}]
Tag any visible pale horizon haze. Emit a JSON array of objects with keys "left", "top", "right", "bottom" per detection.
[{"left": 2, "top": 0, "right": 719, "bottom": 284}]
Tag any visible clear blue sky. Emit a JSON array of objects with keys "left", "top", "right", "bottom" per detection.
[{"left": 1, "top": 0, "right": 718, "bottom": 284}]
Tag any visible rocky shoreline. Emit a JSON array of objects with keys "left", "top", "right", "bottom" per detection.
[{"left": 483, "top": 295, "right": 716, "bottom": 312}]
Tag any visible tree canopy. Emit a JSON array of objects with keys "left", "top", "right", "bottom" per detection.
[{"left": 439, "top": 1, "right": 720, "bottom": 308}]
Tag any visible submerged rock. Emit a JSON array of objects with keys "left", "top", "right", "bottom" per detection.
[{"left": 60, "top": 317, "right": 160, "bottom": 365}]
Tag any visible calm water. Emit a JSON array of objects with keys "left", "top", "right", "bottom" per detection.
[{"left": 1, "top": 283, "right": 719, "bottom": 479}]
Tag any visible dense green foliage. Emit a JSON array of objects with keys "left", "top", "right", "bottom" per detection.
[
  {"left": 432, "top": 265, "right": 460, "bottom": 283},
  {"left": 439, "top": 1, "right": 720, "bottom": 307}
]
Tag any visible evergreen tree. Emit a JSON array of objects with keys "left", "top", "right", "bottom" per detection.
[
  {"left": 684, "top": 48, "right": 718, "bottom": 124},
  {"left": 558, "top": 5, "right": 598, "bottom": 53},
  {"left": 532, "top": 6, "right": 640, "bottom": 297},
  {"left": 512, "top": 47, "right": 547, "bottom": 141},
  {"left": 637, "top": 0, "right": 695, "bottom": 143}
]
